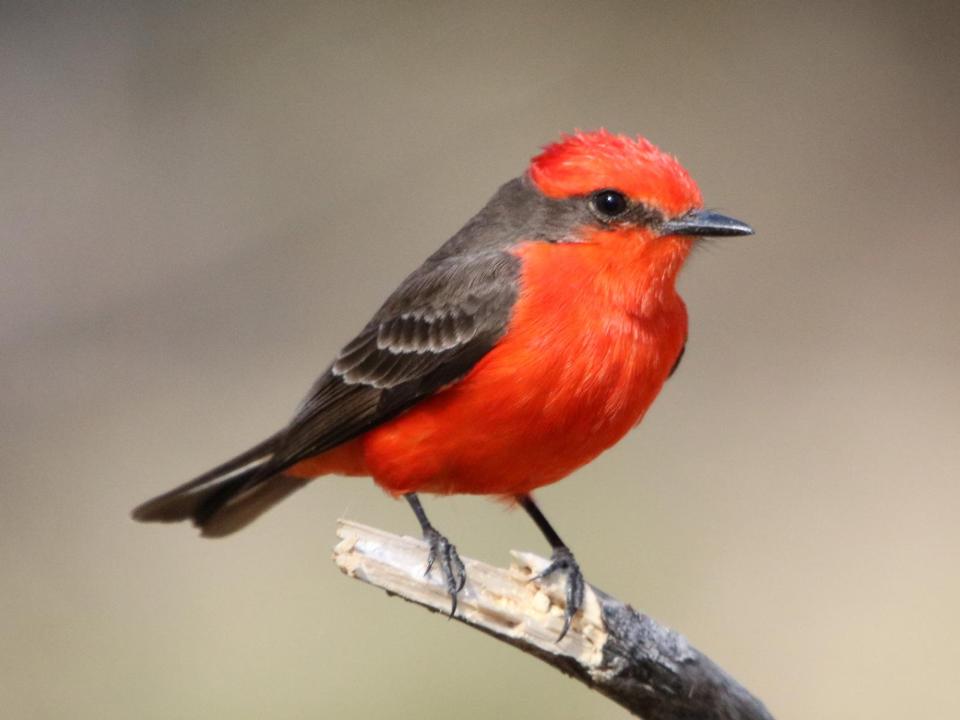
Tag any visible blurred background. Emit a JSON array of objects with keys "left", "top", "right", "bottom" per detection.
[{"left": 3, "top": 2, "right": 959, "bottom": 718}]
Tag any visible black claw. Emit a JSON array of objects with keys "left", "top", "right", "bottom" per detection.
[
  {"left": 423, "top": 527, "right": 467, "bottom": 617},
  {"left": 533, "top": 546, "right": 585, "bottom": 641}
]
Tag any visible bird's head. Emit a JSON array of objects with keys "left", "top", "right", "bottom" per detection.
[{"left": 528, "top": 129, "right": 753, "bottom": 245}]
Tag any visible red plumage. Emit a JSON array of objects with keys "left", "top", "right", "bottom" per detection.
[
  {"left": 529, "top": 129, "right": 702, "bottom": 213},
  {"left": 294, "top": 130, "right": 697, "bottom": 497},
  {"left": 134, "top": 130, "right": 752, "bottom": 624},
  {"left": 134, "top": 130, "right": 752, "bottom": 627},
  {"left": 308, "top": 225, "right": 690, "bottom": 497}
]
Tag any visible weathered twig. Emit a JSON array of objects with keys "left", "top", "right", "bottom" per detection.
[{"left": 333, "top": 520, "right": 774, "bottom": 720}]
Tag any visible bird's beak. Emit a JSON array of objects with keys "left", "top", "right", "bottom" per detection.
[{"left": 660, "top": 210, "right": 754, "bottom": 238}]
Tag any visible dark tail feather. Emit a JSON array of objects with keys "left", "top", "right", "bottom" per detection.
[
  {"left": 149, "top": 432, "right": 283, "bottom": 499},
  {"left": 131, "top": 432, "right": 310, "bottom": 537},
  {"left": 194, "top": 473, "right": 311, "bottom": 537}
]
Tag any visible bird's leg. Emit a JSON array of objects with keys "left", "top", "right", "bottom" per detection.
[
  {"left": 517, "top": 494, "right": 585, "bottom": 641},
  {"left": 404, "top": 493, "right": 466, "bottom": 617}
]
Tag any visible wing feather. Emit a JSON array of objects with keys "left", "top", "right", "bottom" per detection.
[{"left": 268, "top": 250, "right": 520, "bottom": 469}]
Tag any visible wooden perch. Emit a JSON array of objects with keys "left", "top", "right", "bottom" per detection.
[{"left": 333, "top": 520, "right": 774, "bottom": 720}]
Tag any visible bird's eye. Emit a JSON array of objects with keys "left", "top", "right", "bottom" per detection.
[{"left": 591, "top": 189, "right": 629, "bottom": 219}]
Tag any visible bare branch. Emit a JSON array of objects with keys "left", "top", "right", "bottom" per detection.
[{"left": 333, "top": 520, "right": 774, "bottom": 720}]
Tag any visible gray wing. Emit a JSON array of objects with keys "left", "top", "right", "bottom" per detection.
[{"left": 268, "top": 249, "right": 521, "bottom": 468}]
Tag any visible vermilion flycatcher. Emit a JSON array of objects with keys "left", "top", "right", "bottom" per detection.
[{"left": 134, "top": 130, "right": 753, "bottom": 638}]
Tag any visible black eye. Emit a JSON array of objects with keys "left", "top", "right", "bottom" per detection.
[{"left": 591, "top": 189, "right": 629, "bottom": 219}]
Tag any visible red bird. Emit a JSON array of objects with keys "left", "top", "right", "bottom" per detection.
[{"left": 134, "top": 130, "right": 753, "bottom": 637}]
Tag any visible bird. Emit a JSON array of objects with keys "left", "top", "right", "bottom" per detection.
[{"left": 133, "top": 129, "right": 753, "bottom": 639}]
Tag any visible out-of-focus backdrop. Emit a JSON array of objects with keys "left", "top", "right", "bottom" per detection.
[{"left": 3, "top": 2, "right": 959, "bottom": 718}]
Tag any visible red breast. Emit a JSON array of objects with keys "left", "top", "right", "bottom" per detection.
[{"left": 357, "top": 225, "right": 690, "bottom": 497}]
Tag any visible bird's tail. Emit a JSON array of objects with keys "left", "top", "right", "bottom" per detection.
[{"left": 131, "top": 433, "right": 311, "bottom": 537}]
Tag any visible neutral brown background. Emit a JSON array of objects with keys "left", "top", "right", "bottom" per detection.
[{"left": 3, "top": 2, "right": 959, "bottom": 718}]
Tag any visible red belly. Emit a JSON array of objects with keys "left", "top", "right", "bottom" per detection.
[{"left": 360, "top": 240, "right": 688, "bottom": 498}]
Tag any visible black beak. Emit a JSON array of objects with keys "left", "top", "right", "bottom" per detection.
[{"left": 660, "top": 210, "right": 754, "bottom": 238}]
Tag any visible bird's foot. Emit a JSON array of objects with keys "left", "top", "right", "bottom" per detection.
[
  {"left": 423, "top": 527, "right": 467, "bottom": 618},
  {"left": 532, "top": 546, "right": 585, "bottom": 641}
]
